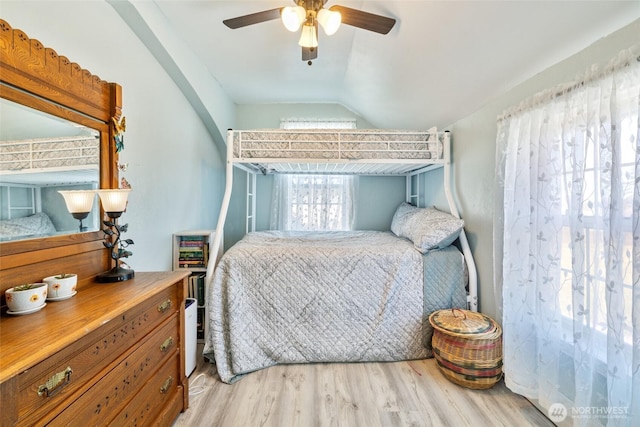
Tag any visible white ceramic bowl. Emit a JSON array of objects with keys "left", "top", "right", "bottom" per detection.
[
  {"left": 5, "top": 283, "right": 48, "bottom": 312},
  {"left": 43, "top": 274, "right": 78, "bottom": 299}
]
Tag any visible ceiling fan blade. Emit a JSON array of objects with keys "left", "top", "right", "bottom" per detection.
[
  {"left": 329, "top": 5, "right": 396, "bottom": 34},
  {"left": 223, "top": 8, "right": 282, "bottom": 29},
  {"left": 302, "top": 46, "right": 318, "bottom": 61}
]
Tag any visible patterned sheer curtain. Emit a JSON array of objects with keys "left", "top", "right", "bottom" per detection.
[
  {"left": 494, "top": 49, "right": 639, "bottom": 426},
  {"left": 271, "top": 174, "right": 355, "bottom": 231},
  {"left": 271, "top": 118, "right": 357, "bottom": 231}
]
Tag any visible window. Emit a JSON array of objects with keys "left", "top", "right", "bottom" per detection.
[
  {"left": 271, "top": 118, "right": 358, "bottom": 231},
  {"left": 279, "top": 118, "right": 356, "bottom": 130},
  {"left": 496, "top": 52, "right": 639, "bottom": 420},
  {"left": 271, "top": 174, "right": 354, "bottom": 231},
  {"left": 556, "top": 104, "right": 636, "bottom": 357}
]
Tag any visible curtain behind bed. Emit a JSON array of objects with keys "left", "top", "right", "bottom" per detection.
[{"left": 270, "top": 174, "right": 356, "bottom": 231}]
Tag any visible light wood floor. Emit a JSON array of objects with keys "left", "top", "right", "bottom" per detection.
[{"left": 173, "top": 347, "right": 552, "bottom": 427}]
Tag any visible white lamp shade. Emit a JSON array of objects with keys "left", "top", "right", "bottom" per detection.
[
  {"left": 298, "top": 23, "right": 318, "bottom": 48},
  {"left": 317, "top": 9, "right": 341, "bottom": 35},
  {"left": 58, "top": 190, "right": 96, "bottom": 214},
  {"left": 97, "top": 189, "right": 131, "bottom": 213},
  {"left": 281, "top": 6, "right": 305, "bottom": 32}
]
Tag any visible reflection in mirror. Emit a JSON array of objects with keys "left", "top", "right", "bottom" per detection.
[{"left": 0, "top": 98, "right": 101, "bottom": 241}]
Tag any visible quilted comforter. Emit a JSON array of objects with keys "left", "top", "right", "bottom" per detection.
[{"left": 203, "top": 230, "right": 466, "bottom": 383}]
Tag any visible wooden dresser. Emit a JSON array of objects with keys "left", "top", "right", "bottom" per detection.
[{"left": 0, "top": 271, "right": 190, "bottom": 426}]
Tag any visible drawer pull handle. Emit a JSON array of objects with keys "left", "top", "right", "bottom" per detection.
[
  {"left": 160, "top": 376, "right": 173, "bottom": 394},
  {"left": 160, "top": 336, "right": 174, "bottom": 352},
  {"left": 158, "top": 299, "right": 172, "bottom": 313},
  {"left": 38, "top": 366, "right": 73, "bottom": 398}
]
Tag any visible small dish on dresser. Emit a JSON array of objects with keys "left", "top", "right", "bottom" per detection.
[
  {"left": 43, "top": 273, "right": 77, "bottom": 299},
  {"left": 5, "top": 283, "right": 48, "bottom": 313},
  {"left": 47, "top": 291, "right": 77, "bottom": 302},
  {"left": 7, "top": 303, "right": 46, "bottom": 316}
]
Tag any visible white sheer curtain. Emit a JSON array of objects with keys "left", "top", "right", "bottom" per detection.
[
  {"left": 271, "top": 174, "right": 355, "bottom": 231},
  {"left": 495, "top": 49, "right": 639, "bottom": 426},
  {"left": 271, "top": 118, "right": 357, "bottom": 231}
]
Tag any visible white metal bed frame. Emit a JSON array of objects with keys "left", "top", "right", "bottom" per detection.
[
  {"left": 206, "top": 128, "right": 478, "bottom": 312},
  {"left": 0, "top": 135, "right": 99, "bottom": 172}
]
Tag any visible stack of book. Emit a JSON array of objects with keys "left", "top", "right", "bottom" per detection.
[
  {"left": 187, "top": 273, "right": 206, "bottom": 340},
  {"left": 178, "top": 236, "right": 209, "bottom": 269},
  {"left": 188, "top": 273, "right": 206, "bottom": 307}
]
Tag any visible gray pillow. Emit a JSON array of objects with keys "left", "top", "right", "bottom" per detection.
[{"left": 391, "top": 202, "right": 464, "bottom": 253}]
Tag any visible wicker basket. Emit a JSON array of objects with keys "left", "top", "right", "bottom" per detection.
[{"left": 428, "top": 308, "right": 503, "bottom": 389}]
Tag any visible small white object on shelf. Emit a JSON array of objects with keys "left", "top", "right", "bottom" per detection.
[{"left": 185, "top": 298, "right": 197, "bottom": 376}]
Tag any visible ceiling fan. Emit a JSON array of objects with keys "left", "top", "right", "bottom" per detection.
[{"left": 223, "top": 0, "right": 396, "bottom": 63}]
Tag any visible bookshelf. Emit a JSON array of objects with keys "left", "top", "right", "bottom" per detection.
[{"left": 172, "top": 230, "right": 222, "bottom": 342}]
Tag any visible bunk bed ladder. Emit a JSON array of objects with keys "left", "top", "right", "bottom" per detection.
[
  {"left": 3, "top": 185, "right": 37, "bottom": 219},
  {"left": 406, "top": 174, "right": 420, "bottom": 207},
  {"left": 246, "top": 172, "right": 257, "bottom": 233}
]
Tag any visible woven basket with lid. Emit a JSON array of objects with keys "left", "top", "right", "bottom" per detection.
[{"left": 428, "top": 308, "right": 502, "bottom": 389}]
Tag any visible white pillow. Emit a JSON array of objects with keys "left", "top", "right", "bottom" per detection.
[
  {"left": 0, "top": 212, "right": 57, "bottom": 238},
  {"left": 391, "top": 202, "right": 464, "bottom": 253}
]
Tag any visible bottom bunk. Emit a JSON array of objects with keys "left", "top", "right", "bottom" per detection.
[{"left": 204, "top": 227, "right": 467, "bottom": 384}]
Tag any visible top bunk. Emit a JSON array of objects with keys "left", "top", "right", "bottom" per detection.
[
  {"left": 228, "top": 127, "right": 449, "bottom": 175},
  {"left": 0, "top": 135, "right": 99, "bottom": 186}
]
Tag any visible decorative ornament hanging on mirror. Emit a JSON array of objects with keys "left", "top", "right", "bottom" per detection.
[
  {"left": 113, "top": 114, "right": 131, "bottom": 190},
  {"left": 112, "top": 116, "right": 126, "bottom": 153},
  {"left": 117, "top": 162, "right": 131, "bottom": 189},
  {"left": 120, "top": 176, "right": 131, "bottom": 190}
]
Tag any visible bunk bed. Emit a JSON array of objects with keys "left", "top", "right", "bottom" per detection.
[
  {"left": 204, "top": 128, "right": 478, "bottom": 383},
  {"left": 0, "top": 135, "right": 99, "bottom": 239}
]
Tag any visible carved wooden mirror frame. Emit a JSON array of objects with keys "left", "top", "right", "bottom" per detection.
[{"left": 0, "top": 19, "right": 122, "bottom": 295}]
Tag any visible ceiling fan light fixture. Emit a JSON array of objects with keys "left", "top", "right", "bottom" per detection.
[
  {"left": 298, "top": 23, "right": 318, "bottom": 48},
  {"left": 317, "top": 9, "right": 341, "bottom": 35},
  {"left": 281, "top": 6, "right": 306, "bottom": 32}
]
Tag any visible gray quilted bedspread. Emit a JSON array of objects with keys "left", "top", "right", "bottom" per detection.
[{"left": 203, "top": 230, "right": 466, "bottom": 384}]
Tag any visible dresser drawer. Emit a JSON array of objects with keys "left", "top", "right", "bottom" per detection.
[
  {"left": 110, "top": 353, "right": 182, "bottom": 426},
  {"left": 16, "top": 285, "right": 180, "bottom": 425},
  {"left": 48, "top": 315, "right": 179, "bottom": 426}
]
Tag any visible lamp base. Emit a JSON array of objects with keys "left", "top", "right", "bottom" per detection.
[{"left": 97, "top": 266, "right": 135, "bottom": 283}]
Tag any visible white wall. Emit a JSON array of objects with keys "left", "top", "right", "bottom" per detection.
[
  {"left": 434, "top": 19, "right": 640, "bottom": 321},
  {"left": 2, "top": 0, "right": 226, "bottom": 271}
]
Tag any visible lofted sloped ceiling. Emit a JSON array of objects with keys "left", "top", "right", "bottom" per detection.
[{"left": 121, "top": 1, "right": 638, "bottom": 130}]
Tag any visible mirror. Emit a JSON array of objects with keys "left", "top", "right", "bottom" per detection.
[
  {"left": 0, "top": 98, "right": 101, "bottom": 241},
  {"left": 0, "top": 18, "right": 120, "bottom": 265}
]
